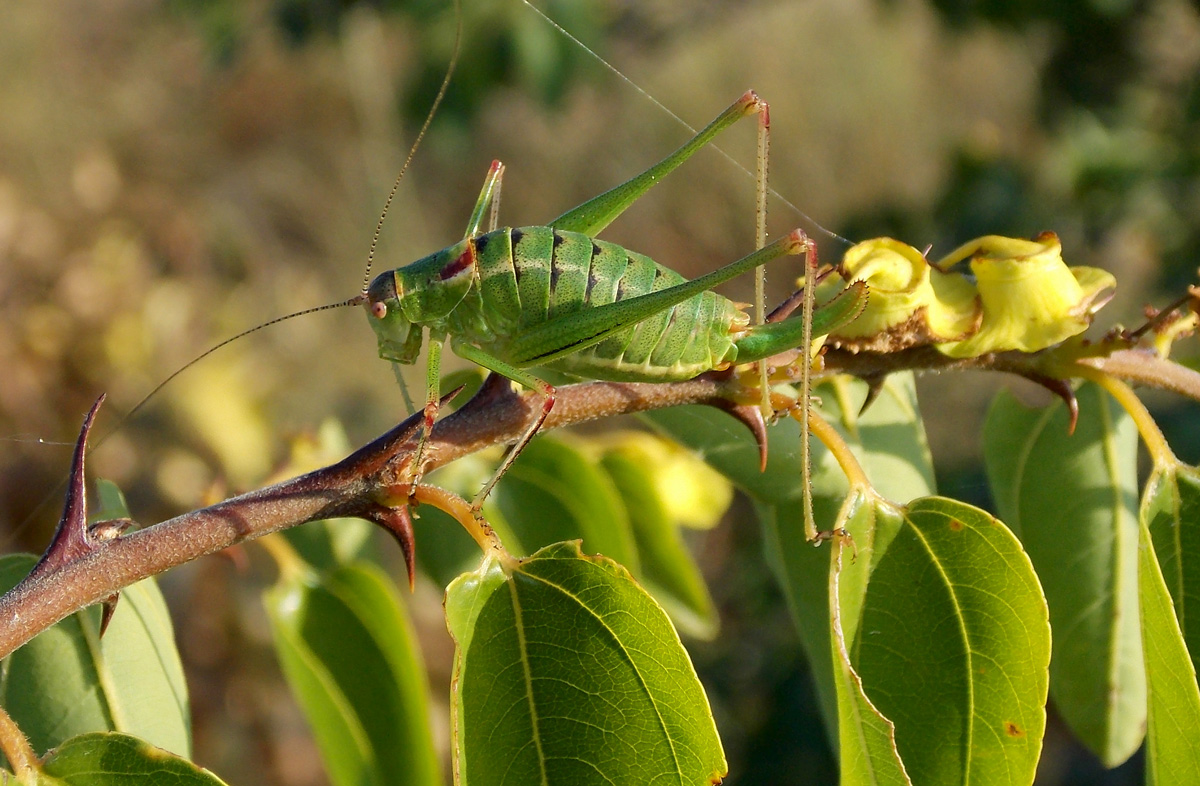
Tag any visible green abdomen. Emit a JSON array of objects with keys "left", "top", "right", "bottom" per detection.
[{"left": 451, "top": 226, "right": 743, "bottom": 382}]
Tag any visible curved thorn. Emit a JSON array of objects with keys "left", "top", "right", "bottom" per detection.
[
  {"left": 99, "top": 594, "right": 121, "bottom": 636},
  {"left": 33, "top": 395, "right": 106, "bottom": 577},
  {"left": 1026, "top": 374, "right": 1079, "bottom": 434},
  {"left": 364, "top": 503, "right": 417, "bottom": 592},
  {"left": 857, "top": 374, "right": 887, "bottom": 416},
  {"left": 709, "top": 399, "right": 769, "bottom": 470}
]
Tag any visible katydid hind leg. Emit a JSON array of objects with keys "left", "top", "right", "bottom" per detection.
[
  {"left": 753, "top": 94, "right": 771, "bottom": 419},
  {"left": 799, "top": 238, "right": 818, "bottom": 542},
  {"left": 550, "top": 91, "right": 769, "bottom": 237}
]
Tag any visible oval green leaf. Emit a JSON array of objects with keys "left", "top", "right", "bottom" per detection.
[
  {"left": 651, "top": 374, "right": 935, "bottom": 745},
  {"left": 852, "top": 497, "right": 1049, "bottom": 785},
  {"left": 263, "top": 560, "right": 440, "bottom": 786},
  {"left": 0, "top": 552, "right": 190, "bottom": 762},
  {"left": 446, "top": 541, "right": 725, "bottom": 786},
  {"left": 983, "top": 383, "right": 1144, "bottom": 765},
  {"left": 1142, "top": 462, "right": 1200, "bottom": 669},
  {"left": 827, "top": 491, "right": 911, "bottom": 786},
  {"left": 38, "top": 732, "right": 226, "bottom": 784}
]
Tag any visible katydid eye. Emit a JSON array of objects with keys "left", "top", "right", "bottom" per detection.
[{"left": 371, "top": 302, "right": 388, "bottom": 319}]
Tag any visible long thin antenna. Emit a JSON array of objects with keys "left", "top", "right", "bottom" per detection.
[
  {"left": 518, "top": 0, "right": 854, "bottom": 250},
  {"left": 103, "top": 297, "right": 365, "bottom": 445},
  {"left": 361, "top": 0, "right": 464, "bottom": 294},
  {"left": 8, "top": 296, "right": 364, "bottom": 548}
]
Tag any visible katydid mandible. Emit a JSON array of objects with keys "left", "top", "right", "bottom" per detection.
[{"left": 355, "top": 91, "right": 866, "bottom": 517}]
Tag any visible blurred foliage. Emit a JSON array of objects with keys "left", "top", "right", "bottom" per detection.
[
  {"left": 924, "top": 0, "right": 1146, "bottom": 111},
  {"left": 864, "top": 0, "right": 1200, "bottom": 299},
  {"left": 5, "top": 0, "right": 1200, "bottom": 784},
  {"left": 173, "top": 0, "right": 608, "bottom": 125}
]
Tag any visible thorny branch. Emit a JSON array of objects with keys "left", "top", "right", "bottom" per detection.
[
  {"left": 0, "top": 370, "right": 755, "bottom": 659},
  {"left": 2, "top": 341, "right": 1199, "bottom": 661}
]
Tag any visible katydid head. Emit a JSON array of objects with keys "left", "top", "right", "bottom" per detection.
[
  {"left": 364, "top": 238, "right": 477, "bottom": 364},
  {"left": 365, "top": 269, "right": 420, "bottom": 364}
]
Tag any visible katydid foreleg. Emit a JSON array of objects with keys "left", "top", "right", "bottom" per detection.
[{"left": 401, "top": 162, "right": 510, "bottom": 484}]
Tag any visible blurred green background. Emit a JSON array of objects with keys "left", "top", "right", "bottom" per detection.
[{"left": 3, "top": 0, "right": 1198, "bottom": 782}]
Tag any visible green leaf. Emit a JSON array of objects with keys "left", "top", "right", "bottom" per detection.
[
  {"left": 38, "top": 732, "right": 227, "bottom": 784},
  {"left": 599, "top": 449, "right": 719, "bottom": 639},
  {"left": 984, "top": 383, "right": 1144, "bottom": 765},
  {"left": 263, "top": 560, "right": 440, "bottom": 786},
  {"left": 651, "top": 374, "right": 936, "bottom": 744},
  {"left": 446, "top": 542, "right": 725, "bottom": 786},
  {"left": 827, "top": 492, "right": 911, "bottom": 786},
  {"left": 1139, "top": 522, "right": 1200, "bottom": 782},
  {"left": 852, "top": 497, "right": 1049, "bottom": 785},
  {"left": 494, "top": 438, "right": 639, "bottom": 570},
  {"left": 1143, "top": 463, "right": 1200, "bottom": 670},
  {"left": 0, "top": 554, "right": 191, "bottom": 761}
]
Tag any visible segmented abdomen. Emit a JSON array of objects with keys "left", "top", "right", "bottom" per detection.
[{"left": 450, "top": 226, "right": 745, "bottom": 382}]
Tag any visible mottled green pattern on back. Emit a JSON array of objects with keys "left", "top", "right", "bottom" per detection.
[
  {"left": 451, "top": 226, "right": 743, "bottom": 382},
  {"left": 473, "top": 230, "right": 520, "bottom": 336},
  {"left": 512, "top": 228, "right": 553, "bottom": 329}
]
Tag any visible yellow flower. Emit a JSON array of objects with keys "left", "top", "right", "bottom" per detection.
[
  {"left": 597, "top": 432, "right": 732, "bottom": 530},
  {"left": 934, "top": 233, "right": 1114, "bottom": 358},
  {"left": 831, "top": 237, "right": 979, "bottom": 352}
]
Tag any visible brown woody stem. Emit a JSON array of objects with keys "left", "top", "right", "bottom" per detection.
[
  {"left": 3, "top": 337, "right": 1199, "bottom": 660},
  {"left": 0, "top": 373, "right": 741, "bottom": 659}
]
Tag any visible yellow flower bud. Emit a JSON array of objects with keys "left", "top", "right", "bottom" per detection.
[{"left": 599, "top": 432, "right": 732, "bottom": 530}]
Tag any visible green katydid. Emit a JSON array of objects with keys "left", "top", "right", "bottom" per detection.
[
  {"left": 74, "top": 52, "right": 864, "bottom": 545},
  {"left": 354, "top": 89, "right": 867, "bottom": 520}
]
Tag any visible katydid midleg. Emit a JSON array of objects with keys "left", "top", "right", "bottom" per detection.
[{"left": 355, "top": 90, "right": 867, "bottom": 517}]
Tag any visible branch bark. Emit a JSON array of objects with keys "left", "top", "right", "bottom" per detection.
[
  {"left": 2, "top": 338, "right": 1197, "bottom": 660},
  {"left": 0, "top": 372, "right": 746, "bottom": 659}
]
